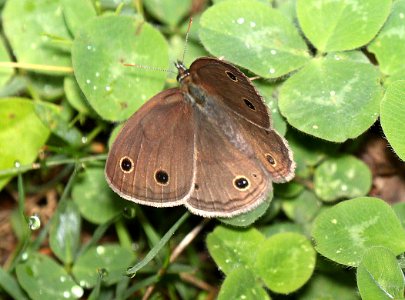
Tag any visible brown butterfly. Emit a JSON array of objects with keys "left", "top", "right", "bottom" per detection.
[{"left": 105, "top": 57, "right": 295, "bottom": 218}]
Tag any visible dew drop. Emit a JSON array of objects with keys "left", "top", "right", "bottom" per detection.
[
  {"left": 71, "top": 285, "right": 84, "bottom": 298},
  {"left": 95, "top": 72, "right": 100, "bottom": 77},
  {"left": 28, "top": 214, "right": 41, "bottom": 230},
  {"left": 141, "top": 94, "right": 146, "bottom": 100},
  {"left": 81, "top": 136, "right": 88, "bottom": 144},
  {"left": 87, "top": 45, "right": 92, "bottom": 50},
  {"left": 331, "top": 218, "right": 338, "bottom": 224},
  {"left": 269, "top": 68, "right": 275, "bottom": 74},
  {"left": 79, "top": 280, "right": 88, "bottom": 287},
  {"left": 14, "top": 160, "right": 21, "bottom": 168},
  {"left": 96, "top": 245, "right": 105, "bottom": 255},
  {"left": 86, "top": 79, "right": 91, "bottom": 84},
  {"left": 105, "top": 85, "right": 111, "bottom": 91},
  {"left": 400, "top": 12, "right": 404, "bottom": 19},
  {"left": 312, "top": 124, "right": 319, "bottom": 129},
  {"left": 237, "top": 17, "right": 245, "bottom": 24},
  {"left": 60, "top": 276, "right": 66, "bottom": 282},
  {"left": 21, "top": 252, "right": 29, "bottom": 261},
  {"left": 330, "top": 90, "right": 336, "bottom": 96},
  {"left": 225, "top": 259, "right": 231, "bottom": 263},
  {"left": 341, "top": 184, "right": 348, "bottom": 191},
  {"left": 63, "top": 291, "right": 70, "bottom": 298},
  {"left": 250, "top": 21, "right": 256, "bottom": 28},
  {"left": 270, "top": 49, "right": 277, "bottom": 55},
  {"left": 93, "top": 86, "right": 97, "bottom": 90}
]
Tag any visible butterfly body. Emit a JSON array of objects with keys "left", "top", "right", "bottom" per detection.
[{"left": 105, "top": 57, "right": 295, "bottom": 218}]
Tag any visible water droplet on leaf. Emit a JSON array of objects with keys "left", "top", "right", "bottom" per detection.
[
  {"left": 28, "top": 214, "right": 41, "bottom": 230},
  {"left": 71, "top": 285, "right": 84, "bottom": 298},
  {"left": 14, "top": 160, "right": 21, "bottom": 168}
]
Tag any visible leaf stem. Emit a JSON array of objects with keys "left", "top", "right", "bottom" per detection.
[
  {"left": 126, "top": 212, "right": 190, "bottom": 276},
  {"left": 0, "top": 62, "right": 73, "bottom": 73},
  {"left": 142, "top": 218, "right": 209, "bottom": 300},
  {"left": 0, "top": 154, "right": 107, "bottom": 177}
]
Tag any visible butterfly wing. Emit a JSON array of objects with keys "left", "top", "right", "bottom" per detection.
[
  {"left": 189, "top": 57, "right": 270, "bottom": 129},
  {"left": 105, "top": 88, "right": 196, "bottom": 207},
  {"left": 239, "top": 119, "right": 295, "bottom": 183},
  {"left": 189, "top": 57, "right": 294, "bottom": 183},
  {"left": 185, "top": 110, "right": 272, "bottom": 218}
]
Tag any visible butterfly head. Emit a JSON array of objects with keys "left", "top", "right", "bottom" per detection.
[{"left": 175, "top": 61, "right": 190, "bottom": 83}]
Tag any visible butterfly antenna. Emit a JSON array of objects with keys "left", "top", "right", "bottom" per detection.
[
  {"left": 181, "top": 18, "right": 193, "bottom": 64},
  {"left": 122, "top": 63, "right": 176, "bottom": 74}
]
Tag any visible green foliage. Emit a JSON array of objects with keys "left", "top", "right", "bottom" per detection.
[
  {"left": 0, "top": 39, "right": 13, "bottom": 86},
  {"left": 72, "top": 244, "right": 135, "bottom": 288},
  {"left": 281, "top": 189, "right": 321, "bottom": 234},
  {"left": 312, "top": 197, "right": 405, "bottom": 267},
  {"left": 368, "top": 0, "right": 405, "bottom": 80},
  {"left": 16, "top": 253, "right": 84, "bottom": 300},
  {"left": 297, "top": 0, "right": 391, "bottom": 52},
  {"left": 300, "top": 273, "right": 359, "bottom": 300},
  {"left": 71, "top": 165, "right": 127, "bottom": 224},
  {"left": 63, "top": 75, "right": 95, "bottom": 116},
  {"left": 34, "top": 101, "right": 83, "bottom": 146},
  {"left": 380, "top": 80, "right": 405, "bottom": 160},
  {"left": 279, "top": 57, "right": 382, "bottom": 142},
  {"left": 49, "top": 201, "right": 81, "bottom": 264},
  {"left": 207, "top": 226, "right": 316, "bottom": 295},
  {"left": 199, "top": 0, "right": 310, "bottom": 78},
  {"left": 357, "top": 247, "right": 405, "bottom": 300},
  {"left": 314, "top": 155, "right": 372, "bottom": 202},
  {"left": 217, "top": 267, "right": 270, "bottom": 300},
  {"left": 71, "top": 15, "right": 168, "bottom": 121},
  {"left": 143, "top": 0, "right": 192, "bottom": 27},
  {"left": 61, "top": 0, "right": 96, "bottom": 37},
  {"left": 0, "top": 98, "right": 50, "bottom": 189},
  {"left": 256, "top": 232, "right": 316, "bottom": 294},
  {"left": 3, "top": 0, "right": 72, "bottom": 74},
  {"left": 1, "top": 0, "right": 404, "bottom": 299}
]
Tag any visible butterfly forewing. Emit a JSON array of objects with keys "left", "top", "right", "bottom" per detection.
[
  {"left": 105, "top": 88, "right": 196, "bottom": 206},
  {"left": 189, "top": 57, "right": 271, "bottom": 129}
]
